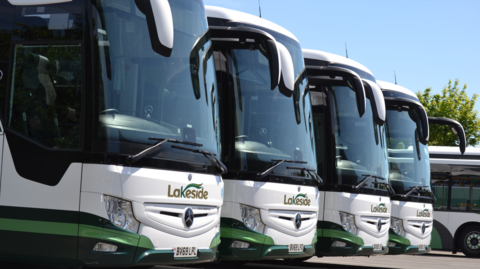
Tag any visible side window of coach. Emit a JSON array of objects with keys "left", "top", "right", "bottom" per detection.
[{"left": 8, "top": 1, "right": 83, "bottom": 149}]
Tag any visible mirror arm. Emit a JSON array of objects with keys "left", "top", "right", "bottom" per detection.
[
  {"left": 137, "top": 0, "right": 174, "bottom": 57},
  {"left": 363, "top": 80, "right": 382, "bottom": 125},
  {"left": 306, "top": 65, "right": 366, "bottom": 117},
  {"left": 384, "top": 97, "right": 429, "bottom": 144},
  {"left": 209, "top": 26, "right": 279, "bottom": 90}
]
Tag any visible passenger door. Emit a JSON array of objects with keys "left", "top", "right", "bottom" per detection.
[{"left": 0, "top": 1, "right": 83, "bottom": 266}]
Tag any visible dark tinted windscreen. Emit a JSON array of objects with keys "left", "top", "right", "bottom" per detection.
[
  {"left": 92, "top": 0, "right": 220, "bottom": 165},
  {"left": 386, "top": 109, "right": 431, "bottom": 201},
  {"left": 328, "top": 86, "right": 389, "bottom": 194}
]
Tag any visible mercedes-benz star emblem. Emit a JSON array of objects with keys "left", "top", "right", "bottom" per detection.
[
  {"left": 144, "top": 105, "right": 154, "bottom": 114},
  {"left": 294, "top": 213, "right": 302, "bottom": 230},
  {"left": 183, "top": 207, "right": 194, "bottom": 228},
  {"left": 377, "top": 219, "right": 382, "bottom": 232},
  {"left": 421, "top": 222, "right": 426, "bottom": 235},
  {"left": 259, "top": 128, "right": 267, "bottom": 136}
]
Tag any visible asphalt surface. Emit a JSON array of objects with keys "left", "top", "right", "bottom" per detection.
[
  {"left": 2, "top": 251, "right": 478, "bottom": 269},
  {"left": 153, "top": 251, "right": 478, "bottom": 269}
]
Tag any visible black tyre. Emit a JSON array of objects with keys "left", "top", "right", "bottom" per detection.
[{"left": 459, "top": 225, "right": 480, "bottom": 258}]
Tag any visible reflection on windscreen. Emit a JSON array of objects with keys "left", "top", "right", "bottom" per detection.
[
  {"left": 330, "top": 86, "right": 389, "bottom": 188},
  {"left": 93, "top": 0, "right": 219, "bottom": 161},
  {"left": 230, "top": 49, "right": 315, "bottom": 173},
  {"left": 386, "top": 110, "right": 431, "bottom": 195}
]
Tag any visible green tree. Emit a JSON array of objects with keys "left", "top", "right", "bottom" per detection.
[{"left": 417, "top": 79, "right": 480, "bottom": 147}]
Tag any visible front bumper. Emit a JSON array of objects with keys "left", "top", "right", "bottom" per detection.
[
  {"left": 218, "top": 218, "right": 315, "bottom": 261},
  {"left": 134, "top": 247, "right": 217, "bottom": 266},
  {"left": 316, "top": 229, "right": 389, "bottom": 256},
  {"left": 388, "top": 231, "right": 431, "bottom": 255},
  {"left": 316, "top": 222, "right": 388, "bottom": 257},
  {"left": 78, "top": 214, "right": 220, "bottom": 266}
]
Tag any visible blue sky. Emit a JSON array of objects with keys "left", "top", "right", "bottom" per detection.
[{"left": 204, "top": 0, "right": 480, "bottom": 113}]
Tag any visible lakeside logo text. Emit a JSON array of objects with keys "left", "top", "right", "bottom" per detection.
[
  {"left": 417, "top": 209, "right": 431, "bottom": 217},
  {"left": 168, "top": 183, "right": 209, "bottom": 200},
  {"left": 284, "top": 193, "right": 311, "bottom": 206},
  {"left": 371, "top": 203, "right": 388, "bottom": 213}
]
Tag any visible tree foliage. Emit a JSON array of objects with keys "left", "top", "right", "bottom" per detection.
[{"left": 416, "top": 79, "right": 480, "bottom": 147}]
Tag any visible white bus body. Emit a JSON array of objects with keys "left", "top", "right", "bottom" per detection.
[
  {"left": 378, "top": 80, "right": 433, "bottom": 255},
  {"left": 0, "top": 0, "right": 223, "bottom": 267},
  {"left": 304, "top": 50, "right": 391, "bottom": 256},
  {"left": 206, "top": 6, "right": 320, "bottom": 261}
]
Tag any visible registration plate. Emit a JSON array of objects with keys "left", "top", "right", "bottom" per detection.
[
  {"left": 288, "top": 244, "right": 304, "bottom": 253},
  {"left": 418, "top": 244, "right": 426, "bottom": 251},
  {"left": 373, "top": 244, "right": 383, "bottom": 251},
  {"left": 173, "top": 246, "right": 197, "bottom": 258}
]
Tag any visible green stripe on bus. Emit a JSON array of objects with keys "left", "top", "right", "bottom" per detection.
[
  {"left": 78, "top": 224, "right": 140, "bottom": 247},
  {"left": 210, "top": 232, "right": 221, "bottom": 248},
  {"left": 0, "top": 217, "right": 150, "bottom": 250},
  {"left": 0, "top": 218, "right": 78, "bottom": 236},
  {"left": 220, "top": 217, "right": 275, "bottom": 245},
  {"left": 138, "top": 234, "right": 155, "bottom": 250},
  {"left": 318, "top": 228, "right": 365, "bottom": 246},
  {"left": 388, "top": 232, "right": 411, "bottom": 246},
  {"left": 221, "top": 227, "right": 275, "bottom": 245}
]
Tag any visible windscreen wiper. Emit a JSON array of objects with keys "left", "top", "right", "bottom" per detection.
[
  {"left": 286, "top": 166, "right": 324, "bottom": 185},
  {"left": 257, "top": 159, "right": 307, "bottom": 179},
  {"left": 352, "top": 174, "right": 394, "bottom": 195},
  {"left": 171, "top": 145, "right": 227, "bottom": 174},
  {"left": 400, "top": 185, "right": 427, "bottom": 198},
  {"left": 394, "top": 185, "right": 436, "bottom": 202},
  {"left": 355, "top": 174, "right": 386, "bottom": 189},
  {"left": 127, "top": 138, "right": 202, "bottom": 165}
]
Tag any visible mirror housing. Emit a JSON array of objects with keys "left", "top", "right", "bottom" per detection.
[
  {"left": 189, "top": 30, "right": 211, "bottom": 99},
  {"left": 305, "top": 65, "right": 366, "bottom": 117},
  {"left": 276, "top": 42, "right": 295, "bottom": 97},
  {"left": 384, "top": 97, "right": 429, "bottom": 144},
  {"left": 428, "top": 117, "right": 466, "bottom": 154},
  {"left": 136, "top": 0, "right": 174, "bottom": 57},
  {"left": 209, "top": 25, "right": 280, "bottom": 91},
  {"left": 363, "top": 80, "right": 386, "bottom": 126}
]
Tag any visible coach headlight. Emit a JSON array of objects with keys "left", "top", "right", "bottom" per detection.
[
  {"left": 391, "top": 217, "right": 405, "bottom": 236},
  {"left": 339, "top": 212, "right": 357, "bottom": 234},
  {"left": 104, "top": 195, "right": 140, "bottom": 233},
  {"left": 240, "top": 204, "right": 265, "bottom": 233}
]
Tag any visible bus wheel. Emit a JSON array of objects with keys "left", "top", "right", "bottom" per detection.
[{"left": 459, "top": 225, "right": 480, "bottom": 257}]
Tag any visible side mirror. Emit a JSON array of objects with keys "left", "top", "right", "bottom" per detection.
[
  {"left": 384, "top": 97, "right": 429, "bottom": 144},
  {"left": 189, "top": 30, "right": 211, "bottom": 99},
  {"left": 428, "top": 117, "right": 466, "bottom": 154},
  {"left": 208, "top": 25, "right": 280, "bottom": 91},
  {"left": 363, "top": 80, "right": 386, "bottom": 126},
  {"left": 136, "top": 0, "right": 174, "bottom": 57},
  {"left": 305, "top": 65, "right": 366, "bottom": 117},
  {"left": 276, "top": 42, "right": 295, "bottom": 97},
  {"left": 411, "top": 104, "right": 429, "bottom": 145}
]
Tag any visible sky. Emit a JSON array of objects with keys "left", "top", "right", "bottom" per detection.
[{"left": 204, "top": 0, "right": 480, "bottom": 113}]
